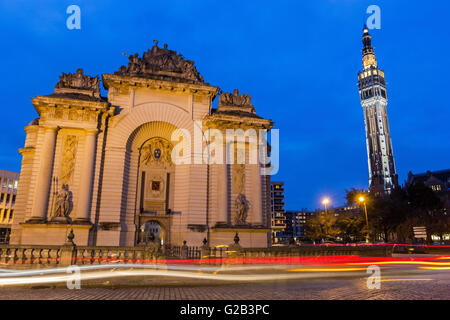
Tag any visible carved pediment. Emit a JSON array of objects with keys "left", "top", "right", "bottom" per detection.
[
  {"left": 55, "top": 68, "right": 100, "bottom": 97},
  {"left": 115, "top": 41, "right": 205, "bottom": 84}
]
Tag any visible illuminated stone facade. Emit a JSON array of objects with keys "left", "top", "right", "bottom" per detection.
[
  {"left": 10, "top": 42, "right": 274, "bottom": 247},
  {"left": 0, "top": 170, "right": 19, "bottom": 243}
]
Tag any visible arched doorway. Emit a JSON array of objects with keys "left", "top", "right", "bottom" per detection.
[
  {"left": 137, "top": 137, "right": 174, "bottom": 215},
  {"left": 138, "top": 220, "right": 166, "bottom": 245},
  {"left": 135, "top": 136, "right": 174, "bottom": 246}
]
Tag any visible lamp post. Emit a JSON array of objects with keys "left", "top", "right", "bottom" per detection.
[
  {"left": 321, "top": 198, "right": 330, "bottom": 243},
  {"left": 322, "top": 198, "right": 330, "bottom": 216},
  {"left": 359, "top": 196, "right": 370, "bottom": 243}
]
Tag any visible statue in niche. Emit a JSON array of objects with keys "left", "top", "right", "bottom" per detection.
[
  {"left": 234, "top": 193, "right": 250, "bottom": 225},
  {"left": 52, "top": 184, "right": 71, "bottom": 221}
]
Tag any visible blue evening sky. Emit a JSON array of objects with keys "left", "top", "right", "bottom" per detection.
[{"left": 0, "top": 0, "right": 448, "bottom": 210}]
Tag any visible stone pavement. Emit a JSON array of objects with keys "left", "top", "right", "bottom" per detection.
[{"left": 0, "top": 274, "right": 449, "bottom": 300}]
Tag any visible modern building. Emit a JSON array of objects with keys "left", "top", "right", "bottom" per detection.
[
  {"left": 270, "top": 181, "right": 286, "bottom": 243},
  {"left": 358, "top": 26, "right": 398, "bottom": 195},
  {"left": 281, "top": 210, "right": 312, "bottom": 242},
  {"left": 296, "top": 210, "right": 316, "bottom": 239},
  {"left": 0, "top": 170, "right": 19, "bottom": 243},
  {"left": 11, "top": 42, "right": 275, "bottom": 247},
  {"left": 333, "top": 205, "right": 362, "bottom": 216},
  {"left": 406, "top": 169, "right": 450, "bottom": 210}
]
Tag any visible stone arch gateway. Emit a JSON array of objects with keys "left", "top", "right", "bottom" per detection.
[{"left": 10, "top": 42, "right": 274, "bottom": 248}]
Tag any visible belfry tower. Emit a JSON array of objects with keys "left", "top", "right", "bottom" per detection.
[{"left": 358, "top": 26, "right": 398, "bottom": 195}]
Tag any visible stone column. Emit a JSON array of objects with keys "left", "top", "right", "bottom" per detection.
[
  {"left": 29, "top": 126, "right": 58, "bottom": 222},
  {"left": 75, "top": 129, "right": 98, "bottom": 222},
  {"left": 252, "top": 164, "right": 263, "bottom": 225},
  {"left": 217, "top": 162, "right": 228, "bottom": 224}
]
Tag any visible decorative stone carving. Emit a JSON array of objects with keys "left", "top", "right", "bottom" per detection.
[
  {"left": 140, "top": 137, "right": 173, "bottom": 168},
  {"left": 65, "top": 228, "right": 75, "bottom": 245},
  {"left": 233, "top": 194, "right": 249, "bottom": 225},
  {"left": 55, "top": 68, "right": 100, "bottom": 96},
  {"left": 52, "top": 184, "right": 71, "bottom": 221},
  {"left": 55, "top": 109, "right": 64, "bottom": 120},
  {"left": 115, "top": 40, "right": 205, "bottom": 84},
  {"left": 28, "top": 118, "right": 39, "bottom": 126},
  {"left": 69, "top": 110, "right": 78, "bottom": 120},
  {"left": 187, "top": 224, "right": 208, "bottom": 232},
  {"left": 233, "top": 164, "right": 245, "bottom": 194},
  {"left": 219, "top": 89, "right": 253, "bottom": 108},
  {"left": 147, "top": 173, "right": 165, "bottom": 199},
  {"left": 99, "top": 222, "right": 121, "bottom": 231},
  {"left": 60, "top": 135, "right": 78, "bottom": 186}
]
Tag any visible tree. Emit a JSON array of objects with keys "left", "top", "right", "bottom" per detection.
[
  {"left": 370, "top": 187, "right": 409, "bottom": 242},
  {"left": 336, "top": 213, "right": 366, "bottom": 243},
  {"left": 406, "top": 181, "right": 445, "bottom": 243},
  {"left": 304, "top": 213, "right": 340, "bottom": 243},
  {"left": 344, "top": 182, "right": 448, "bottom": 243},
  {"left": 345, "top": 188, "right": 368, "bottom": 206}
]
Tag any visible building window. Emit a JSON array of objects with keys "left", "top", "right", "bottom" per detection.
[
  {"left": 7, "top": 179, "right": 12, "bottom": 189},
  {"left": 1, "top": 179, "right": 6, "bottom": 188},
  {"left": 13, "top": 180, "right": 18, "bottom": 189},
  {"left": 431, "top": 185, "right": 442, "bottom": 191}
]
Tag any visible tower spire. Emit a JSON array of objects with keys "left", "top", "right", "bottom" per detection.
[
  {"left": 357, "top": 26, "right": 398, "bottom": 195},
  {"left": 362, "top": 26, "right": 377, "bottom": 70}
]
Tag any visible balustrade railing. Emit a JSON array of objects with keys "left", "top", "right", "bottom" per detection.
[{"left": 0, "top": 243, "right": 392, "bottom": 268}]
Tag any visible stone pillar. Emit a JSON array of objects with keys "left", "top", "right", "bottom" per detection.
[
  {"left": 217, "top": 162, "right": 228, "bottom": 224},
  {"left": 29, "top": 126, "right": 58, "bottom": 222},
  {"left": 59, "top": 229, "right": 76, "bottom": 266},
  {"left": 75, "top": 129, "right": 98, "bottom": 222},
  {"left": 252, "top": 164, "right": 263, "bottom": 225},
  {"left": 181, "top": 240, "right": 188, "bottom": 259}
]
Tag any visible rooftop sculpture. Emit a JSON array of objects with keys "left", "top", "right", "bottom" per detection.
[
  {"left": 55, "top": 68, "right": 100, "bottom": 97},
  {"left": 115, "top": 40, "right": 205, "bottom": 84},
  {"left": 219, "top": 89, "right": 253, "bottom": 108}
]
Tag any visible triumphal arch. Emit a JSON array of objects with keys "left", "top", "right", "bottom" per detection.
[{"left": 10, "top": 42, "right": 274, "bottom": 247}]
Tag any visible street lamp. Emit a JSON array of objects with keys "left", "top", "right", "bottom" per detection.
[
  {"left": 322, "top": 198, "right": 330, "bottom": 216},
  {"left": 320, "top": 197, "right": 330, "bottom": 243},
  {"left": 359, "top": 196, "right": 370, "bottom": 243}
]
